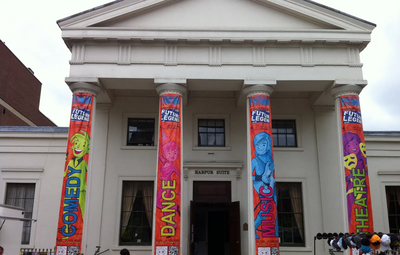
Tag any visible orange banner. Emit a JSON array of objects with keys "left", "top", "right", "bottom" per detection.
[
  {"left": 248, "top": 94, "right": 280, "bottom": 255},
  {"left": 340, "top": 95, "right": 373, "bottom": 234},
  {"left": 56, "top": 93, "right": 94, "bottom": 255},
  {"left": 154, "top": 93, "right": 182, "bottom": 255}
]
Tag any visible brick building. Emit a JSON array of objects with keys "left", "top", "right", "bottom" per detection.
[{"left": 0, "top": 40, "right": 55, "bottom": 126}]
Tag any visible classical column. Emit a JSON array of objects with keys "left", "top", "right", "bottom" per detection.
[
  {"left": 55, "top": 79, "right": 102, "bottom": 255},
  {"left": 330, "top": 81, "right": 374, "bottom": 234},
  {"left": 153, "top": 83, "right": 186, "bottom": 255},
  {"left": 243, "top": 85, "right": 279, "bottom": 255}
]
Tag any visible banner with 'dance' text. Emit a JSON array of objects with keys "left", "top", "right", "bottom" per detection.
[
  {"left": 154, "top": 93, "right": 182, "bottom": 255},
  {"left": 56, "top": 93, "right": 93, "bottom": 255},
  {"left": 248, "top": 94, "right": 280, "bottom": 255},
  {"left": 340, "top": 95, "right": 373, "bottom": 234}
]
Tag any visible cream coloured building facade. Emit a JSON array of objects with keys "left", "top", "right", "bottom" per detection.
[{"left": 1, "top": 0, "right": 400, "bottom": 255}]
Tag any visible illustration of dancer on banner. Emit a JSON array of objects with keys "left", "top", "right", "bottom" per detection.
[
  {"left": 157, "top": 131, "right": 181, "bottom": 228},
  {"left": 252, "top": 132, "right": 277, "bottom": 238}
]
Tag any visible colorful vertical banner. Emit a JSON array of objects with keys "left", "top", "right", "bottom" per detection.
[
  {"left": 340, "top": 95, "right": 373, "bottom": 234},
  {"left": 56, "top": 93, "right": 94, "bottom": 255},
  {"left": 154, "top": 93, "right": 182, "bottom": 255},
  {"left": 249, "top": 94, "right": 280, "bottom": 255}
]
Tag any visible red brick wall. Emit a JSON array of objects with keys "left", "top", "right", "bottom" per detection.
[
  {"left": 0, "top": 107, "right": 29, "bottom": 126},
  {"left": 0, "top": 41, "right": 55, "bottom": 126}
]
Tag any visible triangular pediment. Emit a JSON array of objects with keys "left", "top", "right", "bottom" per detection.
[
  {"left": 94, "top": 0, "right": 339, "bottom": 30},
  {"left": 58, "top": 0, "right": 374, "bottom": 32}
]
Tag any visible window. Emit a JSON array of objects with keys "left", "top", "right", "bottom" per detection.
[
  {"left": 127, "top": 118, "right": 155, "bottom": 146},
  {"left": 386, "top": 186, "right": 400, "bottom": 233},
  {"left": 5, "top": 183, "right": 35, "bottom": 244},
  {"left": 120, "top": 181, "right": 154, "bottom": 245},
  {"left": 198, "top": 119, "right": 225, "bottom": 147},
  {"left": 277, "top": 182, "right": 304, "bottom": 246},
  {"left": 272, "top": 120, "right": 297, "bottom": 147}
]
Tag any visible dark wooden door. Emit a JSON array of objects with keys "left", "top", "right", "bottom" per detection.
[
  {"left": 190, "top": 200, "right": 195, "bottom": 255},
  {"left": 229, "top": 201, "right": 241, "bottom": 255},
  {"left": 193, "top": 181, "right": 231, "bottom": 203}
]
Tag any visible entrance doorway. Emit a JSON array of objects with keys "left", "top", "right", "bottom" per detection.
[{"left": 190, "top": 181, "right": 241, "bottom": 255}]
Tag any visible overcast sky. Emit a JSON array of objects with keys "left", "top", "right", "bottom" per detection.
[{"left": 1, "top": 0, "right": 399, "bottom": 130}]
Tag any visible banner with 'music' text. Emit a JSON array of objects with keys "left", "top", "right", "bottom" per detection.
[
  {"left": 248, "top": 94, "right": 280, "bottom": 255},
  {"left": 154, "top": 93, "right": 182, "bottom": 255},
  {"left": 56, "top": 93, "right": 93, "bottom": 255},
  {"left": 340, "top": 95, "right": 373, "bottom": 234}
]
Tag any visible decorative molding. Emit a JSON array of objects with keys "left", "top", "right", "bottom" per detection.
[
  {"left": 301, "top": 47, "right": 314, "bottom": 67},
  {"left": 155, "top": 83, "right": 187, "bottom": 96},
  {"left": 70, "top": 44, "right": 85, "bottom": 65},
  {"left": 65, "top": 77, "right": 103, "bottom": 95},
  {"left": 182, "top": 161, "right": 243, "bottom": 181},
  {"left": 252, "top": 47, "right": 266, "bottom": 67},
  {"left": 330, "top": 80, "right": 367, "bottom": 98},
  {"left": 231, "top": 39, "right": 245, "bottom": 44},
  {"left": 276, "top": 40, "right": 291, "bottom": 44},
  {"left": 209, "top": 46, "right": 222, "bottom": 66},
  {"left": 183, "top": 167, "right": 189, "bottom": 181},
  {"left": 301, "top": 40, "right": 315, "bottom": 44},
  {"left": 140, "top": 38, "right": 155, "bottom": 43},
  {"left": 1, "top": 168, "right": 44, "bottom": 172},
  {"left": 377, "top": 171, "right": 400, "bottom": 175},
  {"left": 347, "top": 47, "right": 361, "bottom": 67},
  {"left": 324, "top": 40, "right": 340, "bottom": 44},
  {"left": 253, "top": 39, "right": 267, "bottom": 44},
  {"left": 154, "top": 78, "right": 187, "bottom": 84},
  {"left": 243, "top": 79, "right": 276, "bottom": 86},
  {"left": 164, "top": 45, "right": 177, "bottom": 66},
  {"left": 118, "top": 45, "right": 131, "bottom": 65}
]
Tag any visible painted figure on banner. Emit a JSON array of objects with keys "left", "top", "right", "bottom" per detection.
[
  {"left": 343, "top": 132, "right": 367, "bottom": 226},
  {"left": 251, "top": 132, "right": 277, "bottom": 238},
  {"left": 157, "top": 132, "right": 181, "bottom": 226},
  {"left": 66, "top": 130, "right": 90, "bottom": 219}
]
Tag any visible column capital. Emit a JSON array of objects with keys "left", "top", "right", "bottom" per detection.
[
  {"left": 65, "top": 77, "right": 103, "bottom": 96},
  {"left": 242, "top": 84, "right": 275, "bottom": 98},
  {"left": 155, "top": 83, "right": 187, "bottom": 96},
  {"left": 330, "top": 80, "right": 367, "bottom": 99}
]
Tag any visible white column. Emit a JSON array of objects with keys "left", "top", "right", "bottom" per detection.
[
  {"left": 153, "top": 83, "right": 187, "bottom": 255},
  {"left": 243, "top": 84, "right": 279, "bottom": 255}
]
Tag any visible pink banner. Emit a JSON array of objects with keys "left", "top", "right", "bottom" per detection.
[
  {"left": 154, "top": 93, "right": 182, "bottom": 255},
  {"left": 249, "top": 94, "right": 280, "bottom": 255},
  {"left": 56, "top": 93, "right": 93, "bottom": 255}
]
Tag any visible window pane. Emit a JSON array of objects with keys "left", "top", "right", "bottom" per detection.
[
  {"left": 278, "top": 134, "right": 286, "bottom": 146},
  {"left": 120, "top": 181, "right": 154, "bottom": 246},
  {"left": 199, "top": 133, "right": 207, "bottom": 146},
  {"left": 207, "top": 127, "right": 215, "bottom": 132},
  {"left": 386, "top": 186, "right": 400, "bottom": 233},
  {"left": 287, "top": 134, "right": 296, "bottom": 147},
  {"left": 198, "top": 119, "right": 225, "bottom": 147},
  {"left": 216, "top": 134, "right": 225, "bottom": 146},
  {"left": 208, "top": 133, "right": 216, "bottom": 146},
  {"left": 5, "top": 183, "right": 35, "bottom": 244},
  {"left": 198, "top": 120, "right": 208, "bottom": 126},
  {"left": 272, "top": 120, "right": 297, "bottom": 147},
  {"left": 127, "top": 118, "right": 155, "bottom": 146},
  {"left": 215, "top": 120, "right": 224, "bottom": 127},
  {"left": 277, "top": 182, "right": 304, "bottom": 247}
]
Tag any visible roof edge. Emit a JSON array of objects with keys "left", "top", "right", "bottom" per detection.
[{"left": 304, "top": 0, "right": 376, "bottom": 27}]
